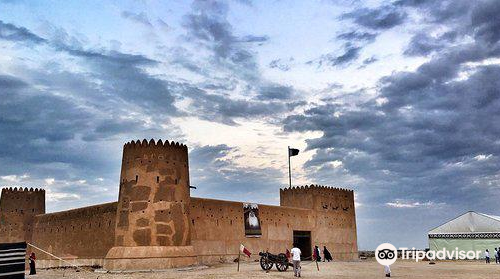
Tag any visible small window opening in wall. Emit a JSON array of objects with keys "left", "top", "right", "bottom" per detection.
[
  {"left": 192, "top": 219, "right": 195, "bottom": 225},
  {"left": 175, "top": 179, "right": 178, "bottom": 184},
  {"left": 157, "top": 176, "right": 160, "bottom": 183},
  {"left": 136, "top": 175, "right": 138, "bottom": 182}
]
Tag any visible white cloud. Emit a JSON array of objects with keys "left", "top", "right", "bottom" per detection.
[
  {"left": 44, "top": 178, "right": 55, "bottom": 185},
  {"left": 0, "top": 174, "right": 29, "bottom": 183},
  {"left": 474, "top": 154, "right": 492, "bottom": 161},
  {"left": 386, "top": 200, "right": 445, "bottom": 208},
  {"left": 46, "top": 191, "right": 81, "bottom": 202}
]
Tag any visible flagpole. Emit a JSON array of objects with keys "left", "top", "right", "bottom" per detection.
[
  {"left": 237, "top": 245, "right": 241, "bottom": 272},
  {"left": 288, "top": 146, "right": 292, "bottom": 187}
]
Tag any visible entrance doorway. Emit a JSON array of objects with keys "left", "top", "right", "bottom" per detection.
[{"left": 293, "top": 230, "right": 311, "bottom": 260}]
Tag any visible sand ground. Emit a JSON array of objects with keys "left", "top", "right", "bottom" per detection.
[{"left": 29, "top": 259, "right": 499, "bottom": 279}]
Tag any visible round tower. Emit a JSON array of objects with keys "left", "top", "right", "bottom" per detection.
[{"left": 104, "top": 139, "right": 196, "bottom": 270}]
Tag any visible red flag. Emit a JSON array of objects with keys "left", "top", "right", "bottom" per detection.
[
  {"left": 313, "top": 247, "right": 318, "bottom": 260},
  {"left": 240, "top": 244, "right": 251, "bottom": 257},
  {"left": 286, "top": 249, "right": 291, "bottom": 259}
]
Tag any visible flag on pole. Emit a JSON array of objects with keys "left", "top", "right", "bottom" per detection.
[
  {"left": 286, "top": 248, "right": 291, "bottom": 259},
  {"left": 240, "top": 244, "right": 251, "bottom": 257},
  {"left": 313, "top": 247, "right": 318, "bottom": 261},
  {"left": 288, "top": 148, "right": 299, "bottom": 157}
]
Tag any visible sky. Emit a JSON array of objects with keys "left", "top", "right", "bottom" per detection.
[{"left": 0, "top": 0, "right": 499, "bottom": 250}]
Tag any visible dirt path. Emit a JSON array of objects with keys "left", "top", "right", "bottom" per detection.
[{"left": 29, "top": 259, "right": 499, "bottom": 279}]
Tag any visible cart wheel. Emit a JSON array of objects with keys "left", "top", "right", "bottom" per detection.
[
  {"left": 276, "top": 253, "right": 289, "bottom": 272},
  {"left": 276, "top": 261, "right": 288, "bottom": 272},
  {"left": 260, "top": 257, "right": 274, "bottom": 270}
]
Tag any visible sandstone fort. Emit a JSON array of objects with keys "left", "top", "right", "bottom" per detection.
[{"left": 0, "top": 139, "right": 357, "bottom": 270}]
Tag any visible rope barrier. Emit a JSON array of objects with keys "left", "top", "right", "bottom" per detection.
[{"left": 27, "top": 243, "right": 99, "bottom": 278}]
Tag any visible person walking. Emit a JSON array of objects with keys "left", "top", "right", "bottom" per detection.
[
  {"left": 495, "top": 248, "right": 499, "bottom": 264},
  {"left": 323, "top": 246, "right": 333, "bottom": 262},
  {"left": 384, "top": 265, "right": 391, "bottom": 277},
  {"left": 291, "top": 244, "right": 301, "bottom": 277},
  {"left": 29, "top": 252, "right": 36, "bottom": 275},
  {"left": 485, "top": 249, "right": 490, "bottom": 264}
]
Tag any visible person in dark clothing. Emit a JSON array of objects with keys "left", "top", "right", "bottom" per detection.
[
  {"left": 323, "top": 246, "right": 333, "bottom": 262},
  {"left": 29, "top": 252, "right": 36, "bottom": 275},
  {"left": 314, "top": 245, "right": 322, "bottom": 261}
]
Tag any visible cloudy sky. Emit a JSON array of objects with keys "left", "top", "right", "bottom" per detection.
[{"left": 1, "top": 0, "right": 499, "bottom": 250}]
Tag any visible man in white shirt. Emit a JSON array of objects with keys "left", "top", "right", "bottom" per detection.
[{"left": 291, "top": 244, "right": 301, "bottom": 277}]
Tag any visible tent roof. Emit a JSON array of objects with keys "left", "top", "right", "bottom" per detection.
[{"left": 429, "top": 211, "right": 500, "bottom": 234}]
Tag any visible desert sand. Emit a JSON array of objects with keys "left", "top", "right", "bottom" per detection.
[{"left": 29, "top": 259, "right": 499, "bottom": 279}]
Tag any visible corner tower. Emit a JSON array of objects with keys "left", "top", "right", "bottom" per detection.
[
  {"left": 280, "top": 185, "right": 358, "bottom": 260},
  {"left": 104, "top": 139, "right": 196, "bottom": 270},
  {"left": 0, "top": 187, "right": 45, "bottom": 243}
]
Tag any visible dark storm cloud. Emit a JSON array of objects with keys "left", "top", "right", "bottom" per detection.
[
  {"left": 189, "top": 144, "right": 284, "bottom": 203},
  {"left": 404, "top": 32, "right": 456, "bottom": 56},
  {"left": 182, "top": 85, "right": 300, "bottom": 126},
  {"left": 340, "top": 5, "right": 407, "bottom": 30},
  {"left": 0, "top": 20, "right": 187, "bottom": 195},
  {"left": 257, "top": 85, "right": 294, "bottom": 100},
  {"left": 237, "top": 35, "right": 269, "bottom": 43},
  {"left": 182, "top": 0, "right": 266, "bottom": 65},
  {"left": 285, "top": 0, "right": 500, "bottom": 248},
  {"left": 268, "top": 58, "right": 293, "bottom": 71},
  {"left": 178, "top": 0, "right": 303, "bottom": 124},
  {"left": 0, "top": 20, "right": 179, "bottom": 118},
  {"left": 0, "top": 20, "right": 46, "bottom": 44},
  {"left": 179, "top": 0, "right": 276, "bottom": 90},
  {"left": 361, "top": 56, "right": 377, "bottom": 65},
  {"left": 311, "top": 44, "right": 362, "bottom": 67},
  {"left": 336, "top": 31, "right": 377, "bottom": 42},
  {"left": 121, "top": 11, "right": 153, "bottom": 27},
  {"left": 469, "top": 0, "right": 500, "bottom": 45}
]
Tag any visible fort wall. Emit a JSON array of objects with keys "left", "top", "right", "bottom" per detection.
[
  {"left": 190, "top": 185, "right": 357, "bottom": 264},
  {"left": 190, "top": 197, "right": 314, "bottom": 264},
  {"left": 0, "top": 139, "right": 358, "bottom": 270},
  {"left": 30, "top": 202, "right": 117, "bottom": 268}
]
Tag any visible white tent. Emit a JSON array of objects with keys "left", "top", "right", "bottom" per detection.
[{"left": 428, "top": 211, "right": 500, "bottom": 258}]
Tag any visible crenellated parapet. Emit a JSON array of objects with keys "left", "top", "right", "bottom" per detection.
[
  {"left": 280, "top": 184, "right": 354, "bottom": 211},
  {"left": 122, "top": 139, "right": 188, "bottom": 164},
  {"left": 1, "top": 187, "right": 45, "bottom": 193},
  {"left": 0, "top": 187, "right": 46, "bottom": 211},
  {"left": 280, "top": 184, "right": 353, "bottom": 196}
]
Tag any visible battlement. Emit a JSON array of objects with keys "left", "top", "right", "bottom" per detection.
[
  {"left": 0, "top": 186, "right": 46, "bottom": 212},
  {"left": 280, "top": 184, "right": 353, "bottom": 196},
  {"left": 123, "top": 139, "right": 187, "bottom": 151},
  {"left": 280, "top": 184, "right": 354, "bottom": 210},
  {"left": 1, "top": 187, "right": 45, "bottom": 193},
  {"left": 122, "top": 139, "right": 188, "bottom": 162}
]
